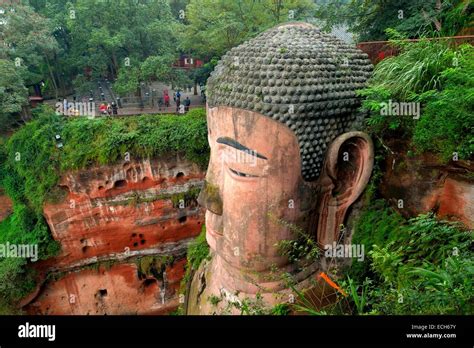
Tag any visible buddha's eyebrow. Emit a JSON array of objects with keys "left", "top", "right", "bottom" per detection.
[{"left": 216, "top": 137, "right": 268, "bottom": 160}]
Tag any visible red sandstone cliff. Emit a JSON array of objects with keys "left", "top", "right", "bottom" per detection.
[
  {"left": 380, "top": 152, "right": 473, "bottom": 228},
  {"left": 23, "top": 155, "right": 205, "bottom": 315}
]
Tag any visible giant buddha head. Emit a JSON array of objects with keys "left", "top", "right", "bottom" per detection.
[{"left": 188, "top": 22, "right": 374, "bottom": 314}]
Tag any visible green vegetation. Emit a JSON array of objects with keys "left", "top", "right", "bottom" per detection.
[
  {"left": 183, "top": 225, "right": 210, "bottom": 282},
  {"left": 291, "top": 202, "right": 473, "bottom": 315},
  {"left": 176, "top": 226, "right": 209, "bottom": 314},
  {"left": 170, "top": 186, "right": 202, "bottom": 208},
  {"left": 360, "top": 35, "right": 473, "bottom": 161},
  {"left": 348, "top": 206, "right": 473, "bottom": 314},
  {"left": 348, "top": 200, "right": 405, "bottom": 282},
  {"left": 0, "top": 256, "right": 36, "bottom": 314},
  {"left": 58, "top": 107, "right": 209, "bottom": 170},
  {"left": 110, "top": 186, "right": 201, "bottom": 208},
  {"left": 412, "top": 46, "right": 474, "bottom": 160},
  {"left": 271, "top": 213, "right": 320, "bottom": 265},
  {"left": 1, "top": 105, "right": 208, "bottom": 218},
  {"left": 183, "top": 227, "right": 209, "bottom": 283},
  {"left": 0, "top": 184, "right": 60, "bottom": 313},
  {"left": 0, "top": 0, "right": 185, "bottom": 108},
  {"left": 136, "top": 255, "right": 175, "bottom": 280},
  {"left": 0, "top": 59, "right": 29, "bottom": 129},
  {"left": 180, "top": 0, "right": 315, "bottom": 58},
  {"left": 0, "top": 3, "right": 59, "bottom": 128},
  {"left": 0, "top": 0, "right": 317, "bottom": 131},
  {"left": 208, "top": 294, "right": 222, "bottom": 307},
  {"left": 315, "top": 0, "right": 473, "bottom": 41},
  {"left": 270, "top": 303, "right": 291, "bottom": 315}
]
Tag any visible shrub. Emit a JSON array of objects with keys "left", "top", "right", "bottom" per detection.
[
  {"left": 185, "top": 226, "right": 210, "bottom": 273},
  {"left": 360, "top": 35, "right": 473, "bottom": 161},
  {"left": 412, "top": 45, "right": 474, "bottom": 160},
  {"left": 349, "top": 205, "right": 473, "bottom": 315},
  {"left": 368, "top": 38, "right": 456, "bottom": 100}
]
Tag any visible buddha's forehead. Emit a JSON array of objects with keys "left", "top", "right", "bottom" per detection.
[
  {"left": 208, "top": 106, "right": 300, "bottom": 163},
  {"left": 206, "top": 22, "right": 372, "bottom": 181}
]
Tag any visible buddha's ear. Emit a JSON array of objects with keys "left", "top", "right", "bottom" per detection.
[{"left": 317, "top": 131, "right": 374, "bottom": 247}]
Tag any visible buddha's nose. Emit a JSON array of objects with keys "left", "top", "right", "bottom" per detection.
[{"left": 197, "top": 181, "right": 223, "bottom": 216}]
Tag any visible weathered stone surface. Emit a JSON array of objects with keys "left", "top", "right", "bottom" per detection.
[
  {"left": 22, "top": 155, "right": 206, "bottom": 314},
  {"left": 25, "top": 258, "right": 187, "bottom": 315},
  {"left": 42, "top": 156, "right": 205, "bottom": 269},
  {"left": 380, "top": 153, "right": 474, "bottom": 228}
]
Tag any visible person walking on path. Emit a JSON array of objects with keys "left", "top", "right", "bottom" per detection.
[
  {"left": 176, "top": 96, "right": 181, "bottom": 113},
  {"left": 111, "top": 102, "right": 118, "bottom": 115},
  {"left": 99, "top": 103, "right": 108, "bottom": 115},
  {"left": 175, "top": 89, "right": 181, "bottom": 113},
  {"left": 184, "top": 96, "right": 191, "bottom": 112}
]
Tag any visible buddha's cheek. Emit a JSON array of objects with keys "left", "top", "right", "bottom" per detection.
[
  {"left": 219, "top": 171, "right": 261, "bottom": 265},
  {"left": 216, "top": 172, "right": 280, "bottom": 270}
]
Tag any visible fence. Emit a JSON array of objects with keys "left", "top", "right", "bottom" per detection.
[{"left": 357, "top": 35, "right": 474, "bottom": 64}]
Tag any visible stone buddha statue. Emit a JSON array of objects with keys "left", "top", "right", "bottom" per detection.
[{"left": 186, "top": 22, "right": 374, "bottom": 314}]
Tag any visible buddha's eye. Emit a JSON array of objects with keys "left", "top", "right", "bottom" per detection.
[{"left": 229, "top": 168, "right": 258, "bottom": 178}]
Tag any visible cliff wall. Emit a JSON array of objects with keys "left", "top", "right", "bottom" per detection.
[{"left": 22, "top": 155, "right": 205, "bottom": 314}]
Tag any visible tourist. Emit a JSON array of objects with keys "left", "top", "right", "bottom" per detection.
[
  {"left": 99, "top": 103, "right": 108, "bottom": 115},
  {"left": 184, "top": 97, "right": 191, "bottom": 112},
  {"left": 176, "top": 96, "right": 181, "bottom": 113},
  {"left": 111, "top": 102, "right": 118, "bottom": 115},
  {"left": 164, "top": 93, "right": 170, "bottom": 107}
]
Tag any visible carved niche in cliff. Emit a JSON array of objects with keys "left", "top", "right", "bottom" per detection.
[{"left": 187, "top": 22, "right": 374, "bottom": 314}]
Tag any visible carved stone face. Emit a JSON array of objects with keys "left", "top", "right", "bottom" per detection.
[
  {"left": 201, "top": 106, "right": 305, "bottom": 274},
  {"left": 198, "top": 106, "right": 374, "bottom": 296}
]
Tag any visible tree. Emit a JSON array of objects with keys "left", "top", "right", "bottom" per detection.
[
  {"left": 0, "top": 3, "right": 60, "bottom": 97},
  {"left": 180, "top": 0, "right": 316, "bottom": 59},
  {"left": 0, "top": 59, "right": 29, "bottom": 130},
  {"left": 188, "top": 57, "right": 218, "bottom": 93},
  {"left": 314, "top": 0, "right": 474, "bottom": 41},
  {"left": 60, "top": 0, "right": 182, "bottom": 96}
]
